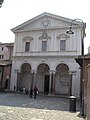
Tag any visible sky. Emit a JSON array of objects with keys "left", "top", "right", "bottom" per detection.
[{"left": 0, "top": 0, "right": 89, "bottom": 54}]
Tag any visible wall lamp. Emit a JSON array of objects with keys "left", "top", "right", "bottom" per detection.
[{"left": 66, "top": 18, "right": 86, "bottom": 55}]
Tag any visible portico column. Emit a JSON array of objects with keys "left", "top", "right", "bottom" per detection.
[
  {"left": 13, "top": 70, "right": 18, "bottom": 91},
  {"left": 30, "top": 71, "right": 34, "bottom": 90},
  {"left": 69, "top": 71, "right": 77, "bottom": 96},
  {"left": 72, "top": 72, "right": 77, "bottom": 96},
  {"left": 48, "top": 71, "right": 52, "bottom": 95},
  {"left": 33, "top": 70, "right": 37, "bottom": 89},
  {"left": 69, "top": 72, "right": 72, "bottom": 96},
  {"left": 17, "top": 70, "right": 21, "bottom": 91},
  {"left": 52, "top": 71, "right": 56, "bottom": 95}
]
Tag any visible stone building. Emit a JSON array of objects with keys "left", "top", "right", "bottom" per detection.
[
  {"left": 0, "top": 43, "right": 14, "bottom": 90},
  {"left": 75, "top": 46, "right": 90, "bottom": 118},
  {"left": 10, "top": 12, "right": 84, "bottom": 98}
]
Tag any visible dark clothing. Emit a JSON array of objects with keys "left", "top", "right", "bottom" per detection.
[
  {"left": 30, "top": 89, "right": 33, "bottom": 98},
  {"left": 25, "top": 89, "right": 28, "bottom": 94},
  {"left": 34, "top": 87, "right": 38, "bottom": 99},
  {"left": 14, "top": 86, "right": 16, "bottom": 91},
  {"left": 19, "top": 87, "right": 23, "bottom": 92}
]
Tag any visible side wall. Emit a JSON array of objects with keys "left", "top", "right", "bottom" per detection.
[{"left": 86, "top": 64, "right": 90, "bottom": 119}]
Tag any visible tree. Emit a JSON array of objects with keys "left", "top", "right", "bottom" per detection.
[{"left": 0, "top": 0, "right": 4, "bottom": 8}]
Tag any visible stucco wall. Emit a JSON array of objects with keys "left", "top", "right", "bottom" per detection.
[{"left": 11, "top": 13, "right": 82, "bottom": 98}]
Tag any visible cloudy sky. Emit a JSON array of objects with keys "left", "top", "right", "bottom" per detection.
[{"left": 0, "top": 0, "right": 89, "bottom": 53}]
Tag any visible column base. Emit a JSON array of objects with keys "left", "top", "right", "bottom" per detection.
[{"left": 48, "top": 94, "right": 55, "bottom": 96}]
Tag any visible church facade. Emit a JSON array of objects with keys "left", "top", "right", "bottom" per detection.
[{"left": 10, "top": 12, "right": 82, "bottom": 98}]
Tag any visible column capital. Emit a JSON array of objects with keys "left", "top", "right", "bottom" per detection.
[
  {"left": 49, "top": 70, "right": 53, "bottom": 74},
  {"left": 31, "top": 70, "right": 34, "bottom": 73},
  {"left": 14, "top": 69, "right": 21, "bottom": 73},
  {"left": 17, "top": 70, "right": 21, "bottom": 73},
  {"left": 49, "top": 70, "right": 56, "bottom": 74},
  {"left": 52, "top": 71, "right": 56, "bottom": 74},
  {"left": 69, "top": 71, "right": 77, "bottom": 75},
  {"left": 32, "top": 70, "right": 37, "bottom": 74}
]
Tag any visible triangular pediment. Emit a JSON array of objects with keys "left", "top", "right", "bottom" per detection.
[{"left": 11, "top": 12, "right": 81, "bottom": 33}]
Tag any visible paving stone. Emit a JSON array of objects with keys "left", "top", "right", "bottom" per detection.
[{"left": 0, "top": 93, "right": 84, "bottom": 120}]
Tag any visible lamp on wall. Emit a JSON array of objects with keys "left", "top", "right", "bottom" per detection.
[
  {"left": 66, "top": 18, "right": 86, "bottom": 116},
  {"left": 66, "top": 18, "right": 86, "bottom": 55}
]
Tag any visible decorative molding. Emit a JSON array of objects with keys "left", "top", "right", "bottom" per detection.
[
  {"left": 23, "top": 36, "right": 33, "bottom": 41},
  {"left": 39, "top": 30, "right": 51, "bottom": 40},
  {"left": 42, "top": 18, "right": 50, "bottom": 27},
  {"left": 57, "top": 34, "right": 70, "bottom": 39}
]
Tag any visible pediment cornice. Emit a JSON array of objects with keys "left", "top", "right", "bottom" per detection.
[
  {"left": 14, "top": 26, "right": 79, "bottom": 33},
  {"left": 11, "top": 12, "right": 82, "bottom": 33}
]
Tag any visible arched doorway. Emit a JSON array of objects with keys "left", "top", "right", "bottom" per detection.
[
  {"left": 37, "top": 63, "right": 50, "bottom": 94},
  {"left": 55, "top": 63, "right": 69, "bottom": 95},
  {"left": 17, "top": 63, "right": 32, "bottom": 91}
]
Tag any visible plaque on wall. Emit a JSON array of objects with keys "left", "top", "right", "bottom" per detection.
[{"left": 61, "top": 77, "right": 69, "bottom": 86}]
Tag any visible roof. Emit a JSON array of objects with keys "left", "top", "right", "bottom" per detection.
[
  {"left": 0, "top": 42, "right": 14, "bottom": 46},
  {"left": 75, "top": 53, "right": 90, "bottom": 67},
  {"left": 5, "top": 43, "right": 14, "bottom": 47},
  {"left": 0, "top": 60, "right": 12, "bottom": 67}
]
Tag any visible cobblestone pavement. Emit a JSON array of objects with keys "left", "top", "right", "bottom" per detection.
[{"left": 0, "top": 93, "right": 84, "bottom": 120}]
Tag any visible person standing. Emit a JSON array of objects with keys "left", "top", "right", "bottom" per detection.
[
  {"left": 23, "top": 86, "right": 26, "bottom": 94},
  {"left": 30, "top": 88, "right": 33, "bottom": 98},
  {"left": 34, "top": 86, "right": 38, "bottom": 99}
]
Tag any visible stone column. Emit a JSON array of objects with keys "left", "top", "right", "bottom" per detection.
[
  {"left": 52, "top": 71, "right": 56, "bottom": 95},
  {"left": 17, "top": 70, "right": 21, "bottom": 91},
  {"left": 69, "top": 71, "right": 77, "bottom": 96},
  {"left": 69, "top": 72, "right": 72, "bottom": 96},
  {"left": 13, "top": 70, "right": 18, "bottom": 91},
  {"left": 33, "top": 70, "right": 37, "bottom": 89},
  {"left": 30, "top": 70, "right": 34, "bottom": 90},
  {"left": 72, "top": 72, "right": 76, "bottom": 96},
  {"left": 48, "top": 71, "right": 52, "bottom": 95}
]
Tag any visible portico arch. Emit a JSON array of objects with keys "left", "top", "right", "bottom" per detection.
[
  {"left": 17, "top": 63, "right": 32, "bottom": 91},
  {"left": 55, "top": 63, "right": 70, "bottom": 95},
  {"left": 37, "top": 63, "right": 50, "bottom": 94}
]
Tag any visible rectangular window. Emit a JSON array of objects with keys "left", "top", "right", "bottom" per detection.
[
  {"left": 25, "top": 42, "right": 30, "bottom": 52},
  {"left": 60, "top": 40, "right": 66, "bottom": 51},
  {"left": 42, "top": 41, "right": 47, "bottom": 51}
]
